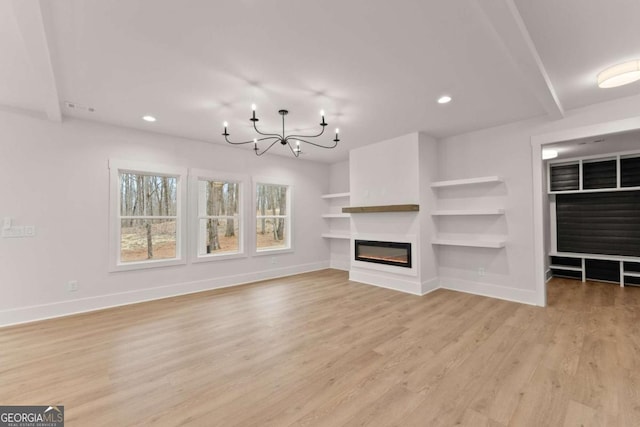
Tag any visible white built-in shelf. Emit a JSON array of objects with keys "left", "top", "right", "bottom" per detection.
[
  {"left": 432, "top": 209, "right": 505, "bottom": 216},
  {"left": 432, "top": 238, "right": 506, "bottom": 249},
  {"left": 549, "top": 264, "right": 583, "bottom": 272},
  {"left": 322, "top": 214, "right": 351, "bottom": 218},
  {"left": 624, "top": 271, "right": 640, "bottom": 278},
  {"left": 321, "top": 192, "right": 351, "bottom": 199},
  {"left": 321, "top": 233, "right": 350, "bottom": 240},
  {"left": 430, "top": 176, "right": 503, "bottom": 188},
  {"left": 550, "top": 251, "right": 640, "bottom": 263}
]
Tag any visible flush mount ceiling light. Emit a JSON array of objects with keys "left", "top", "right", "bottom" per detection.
[
  {"left": 437, "top": 95, "right": 452, "bottom": 104},
  {"left": 142, "top": 115, "right": 157, "bottom": 122},
  {"left": 597, "top": 60, "right": 640, "bottom": 88},
  {"left": 542, "top": 149, "right": 558, "bottom": 160},
  {"left": 223, "top": 105, "right": 340, "bottom": 157}
]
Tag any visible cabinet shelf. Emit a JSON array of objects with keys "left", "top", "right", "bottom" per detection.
[
  {"left": 431, "top": 176, "right": 502, "bottom": 188},
  {"left": 432, "top": 238, "right": 506, "bottom": 249},
  {"left": 550, "top": 264, "right": 583, "bottom": 272},
  {"left": 623, "top": 271, "right": 640, "bottom": 278},
  {"left": 321, "top": 192, "right": 351, "bottom": 199},
  {"left": 432, "top": 209, "right": 504, "bottom": 216},
  {"left": 321, "top": 234, "right": 350, "bottom": 240},
  {"left": 322, "top": 213, "right": 350, "bottom": 218}
]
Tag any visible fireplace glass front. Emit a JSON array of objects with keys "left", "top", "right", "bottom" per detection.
[{"left": 354, "top": 240, "right": 412, "bottom": 268}]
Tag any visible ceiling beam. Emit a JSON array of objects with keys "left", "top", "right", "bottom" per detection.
[
  {"left": 477, "top": 0, "right": 564, "bottom": 120},
  {"left": 10, "top": 0, "right": 62, "bottom": 122}
]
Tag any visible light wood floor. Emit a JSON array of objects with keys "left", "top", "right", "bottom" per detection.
[{"left": 1, "top": 270, "right": 639, "bottom": 426}]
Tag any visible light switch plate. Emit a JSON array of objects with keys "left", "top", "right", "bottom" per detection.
[{"left": 1, "top": 226, "right": 25, "bottom": 238}]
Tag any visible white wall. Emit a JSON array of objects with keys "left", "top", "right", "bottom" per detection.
[
  {"left": 349, "top": 133, "right": 426, "bottom": 294},
  {"left": 0, "top": 110, "right": 330, "bottom": 326},
  {"left": 327, "top": 160, "right": 350, "bottom": 270},
  {"left": 436, "top": 93, "right": 640, "bottom": 305},
  {"left": 418, "top": 133, "right": 439, "bottom": 294}
]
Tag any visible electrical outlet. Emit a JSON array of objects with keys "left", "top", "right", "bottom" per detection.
[
  {"left": 24, "top": 226, "right": 35, "bottom": 237},
  {"left": 67, "top": 280, "right": 79, "bottom": 292},
  {"left": 270, "top": 257, "right": 277, "bottom": 265},
  {"left": 1, "top": 226, "right": 25, "bottom": 238},
  {"left": 478, "top": 267, "right": 486, "bottom": 277}
]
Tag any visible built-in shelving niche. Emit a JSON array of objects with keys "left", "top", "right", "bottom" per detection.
[
  {"left": 431, "top": 175, "right": 506, "bottom": 249},
  {"left": 321, "top": 192, "right": 351, "bottom": 240}
]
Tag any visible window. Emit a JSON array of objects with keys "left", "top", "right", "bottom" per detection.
[
  {"left": 190, "top": 169, "right": 246, "bottom": 261},
  {"left": 109, "top": 160, "right": 187, "bottom": 271},
  {"left": 255, "top": 182, "right": 291, "bottom": 252}
]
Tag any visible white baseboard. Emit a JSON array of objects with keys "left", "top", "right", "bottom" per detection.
[
  {"left": 349, "top": 269, "right": 422, "bottom": 295},
  {"left": 439, "top": 277, "right": 538, "bottom": 306},
  {"left": 421, "top": 277, "right": 440, "bottom": 295},
  {"left": 0, "top": 261, "right": 330, "bottom": 328},
  {"left": 545, "top": 269, "right": 553, "bottom": 282},
  {"left": 329, "top": 258, "right": 350, "bottom": 271}
]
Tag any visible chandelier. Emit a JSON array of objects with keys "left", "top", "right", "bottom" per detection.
[{"left": 223, "top": 105, "right": 340, "bottom": 157}]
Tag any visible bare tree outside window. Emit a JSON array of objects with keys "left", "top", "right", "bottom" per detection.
[
  {"left": 256, "top": 183, "right": 289, "bottom": 250},
  {"left": 198, "top": 180, "right": 240, "bottom": 256},
  {"left": 119, "top": 173, "right": 178, "bottom": 262}
]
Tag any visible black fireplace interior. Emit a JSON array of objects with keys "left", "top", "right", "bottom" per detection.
[{"left": 354, "top": 240, "right": 412, "bottom": 268}]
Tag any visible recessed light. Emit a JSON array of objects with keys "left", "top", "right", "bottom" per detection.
[
  {"left": 542, "top": 149, "right": 558, "bottom": 160},
  {"left": 142, "top": 115, "right": 157, "bottom": 122},
  {"left": 598, "top": 60, "right": 640, "bottom": 88},
  {"left": 437, "top": 95, "right": 452, "bottom": 104}
]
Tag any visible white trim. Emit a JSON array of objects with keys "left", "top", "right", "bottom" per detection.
[
  {"left": 108, "top": 159, "right": 188, "bottom": 272},
  {"left": 421, "top": 277, "right": 440, "bottom": 295},
  {"left": 531, "top": 115, "right": 640, "bottom": 308},
  {"left": 549, "top": 195, "right": 557, "bottom": 252},
  {"left": 545, "top": 269, "right": 553, "bottom": 282},
  {"left": 349, "top": 270, "right": 422, "bottom": 295},
  {"left": 439, "top": 277, "right": 538, "bottom": 306},
  {"left": 549, "top": 251, "right": 640, "bottom": 263},
  {"left": 329, "top": 258, "right": 350, "bottom": 271},
  {"left": 253, "top": 177, "right": 293, "bottom": 255},
  {"left": 548, "top": 148, "right": 640, "bottom": 164},
  {"left": 188, "top": 168, "right": 249, "bottom": 264},
  {"left": 0, "top": 261, "right": 330, "bottom": 328}
]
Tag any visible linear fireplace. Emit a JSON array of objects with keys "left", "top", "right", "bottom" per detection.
[{"left": 354, "top": 240, "right": 412, "bottom": 268}]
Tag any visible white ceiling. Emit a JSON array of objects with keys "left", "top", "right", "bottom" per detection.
[
  {"left": 547, "top": 129, "right": 640, "bottom": 160},
  {"left": 2, "top": 0, "right": 640, "bottom": 163}
]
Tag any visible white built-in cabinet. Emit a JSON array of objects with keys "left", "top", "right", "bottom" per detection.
[
  {"left": 430, "top": 176, "right": 507, "bottom": 248},
  {"left": 321, "top": 192, "right": 351, "bottom": 239},
  {"left": 547, "top": 150, "right": 640, "bottom": 287}
]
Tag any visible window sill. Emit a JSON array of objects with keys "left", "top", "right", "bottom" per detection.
[
  {"left": 109, "top": 257, "right": 187, "bottom": 272},
  {"left": 191, "top": 252, "right": 247, "bottom": 263},
  {"left": 253, "top": 247, "right": 294, "bottom": 257}
]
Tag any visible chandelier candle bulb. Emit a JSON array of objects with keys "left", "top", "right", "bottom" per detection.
[{"left": 251, "top": 103, "right": 257, "bottom": 120}]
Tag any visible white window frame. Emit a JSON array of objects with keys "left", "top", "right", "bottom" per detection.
[
  {"left": 109, "top": 159, "right": 187, "bottom": 272},
  {"left": 189, "top": 169, "right": 248, "bottom": 263},
  {"left": 253, "top": 177, "right": 294, "bottom": 256}
]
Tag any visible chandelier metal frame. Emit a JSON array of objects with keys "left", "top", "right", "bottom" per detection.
[{"left": 223, "top": 106, "right": 340, "bottom": 157}]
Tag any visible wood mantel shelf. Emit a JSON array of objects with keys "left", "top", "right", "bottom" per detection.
[{"left": 342, "top": 204, "right": 419, "bottom": 213}]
